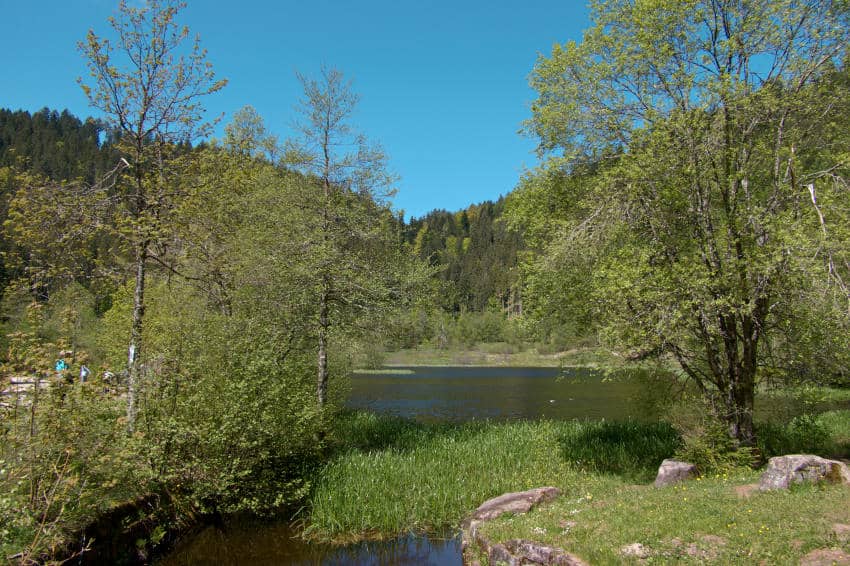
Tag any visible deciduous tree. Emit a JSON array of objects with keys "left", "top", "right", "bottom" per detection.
[
  {"left": 78, "top": 0, "right": 225, "bottom": 429},
  {"left": 518, "top": 0, "right": 850, "bottom": 445}
]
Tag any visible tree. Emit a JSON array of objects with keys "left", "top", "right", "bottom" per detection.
[
  {"left": 518, "top": 0, "right": 850, "bottom": 445},
  {"left": 283, "top": 67, "right": 402, "bottom": 406},
  {"left": 78, "top": 0, "right": 225, "bottom": 429}
]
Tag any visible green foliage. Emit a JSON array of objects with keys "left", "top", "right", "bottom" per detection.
[
  {"left": 512, "top": 0, "right": 850, "bottom": 444},
  {"left": 1, "top": 364, "right": 143, "bottom": 562},
  {"left": 669, "top": 396, "right": 758, "bottom": 472},
  {"left": 94, "top": 276, "right": 327, "bottom": 515}
]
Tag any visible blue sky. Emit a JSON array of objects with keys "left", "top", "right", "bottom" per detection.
[{"left": 1, "top": 1, "right": 590, "bottom": 219}]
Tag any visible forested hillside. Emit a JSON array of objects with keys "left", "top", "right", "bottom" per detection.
[
  {"left": 0, "top": 109, "right": 122, "bottom": 303},
  {"left": 0, "top": 108, "right": 117, "bottom": 183},
  {"left": 404, "top": 199, "right": 523, "bottom": 314}
]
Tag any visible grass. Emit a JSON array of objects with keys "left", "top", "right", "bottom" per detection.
[
  {"left": 477, "top": 472, "right": 850, "bottom": 564},
  {"left": 302, "top": 409, "right": 850, "bottom": 564},
  {"left": 304, "top": 414, "right": 677, "bottom": 541}
]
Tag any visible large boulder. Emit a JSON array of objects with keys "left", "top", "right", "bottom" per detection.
[
  {"left": 759, "top": 454, "right": 850, "bottom": 491},
  {"left": 486, "top": 540, "right": 587, "bottom": 566},
  {"left": 470, "top": 487, "right": 562, "bottom": 521},
  {"left": 654, "top": 459, "right": 698, "bottom": 487},
  {"left": 463, "top": 487, "right": 581, "bottom": 565}
]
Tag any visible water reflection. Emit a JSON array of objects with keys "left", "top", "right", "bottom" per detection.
[
  {"left": 160, "top": 523, "right": 461, "bottom": 566},
  {"left": 347, "top": 366, "right": 653, "bottom": 422}
]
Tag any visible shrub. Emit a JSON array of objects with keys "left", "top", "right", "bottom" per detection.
[{"left": 668, "top": 396, "right": 757, "bottom": 472}]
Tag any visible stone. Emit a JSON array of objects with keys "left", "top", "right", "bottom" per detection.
[
  {"left": 799, "top": 548, "right": 850, "bottom": 566},
  {"left": 463, "top": 487, "right": 581, "bottom": 565},
  {"left": 498, "top": 540, "right": 587, "bottom": 565},
  {"left": 470, "top": 487, "right": 562, "bottom": 521},
  {"left": 833, "top": 523, "right": 850, "bottom": 542},
  {"left": 653, "top": 459, "right": 698, "bottom": 487},
  {"left": 620, "top": 542, "right": 651, "bottom": 559},
  {"left": 758, "top": 454, "right": 850, "bottom": 491}
]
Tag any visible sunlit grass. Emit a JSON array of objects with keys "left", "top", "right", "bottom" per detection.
[
  {"left": 304, "top": 414, "right": 676, "bottom": 541},
  {"left": 479, "top": 471, "right": 850, "bottom": 564}
]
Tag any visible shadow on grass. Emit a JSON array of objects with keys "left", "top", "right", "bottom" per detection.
[
  {"left": 757, "top": 410, "right": 850, "bottom": 460},
  {"left": 557, "top": 421, "right": 680, "bottom": 483},
  {"left": 331, "top": 410, "right": 682, "bottom": 484},
  {"left": 328, "top": 409, "right": 487, "bottom": 455}
]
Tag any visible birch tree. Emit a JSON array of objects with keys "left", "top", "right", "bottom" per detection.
[{"left": 78, "top": 0, "right": 225, "bottom": 429}]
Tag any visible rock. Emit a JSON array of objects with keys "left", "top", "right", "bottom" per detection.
[
  {"left": 834, "top": 523, "right": 850, "bottom": 542},
  {"left": 462, "top": 487, "right": 584, "bottom": 565},
  {"left": 653, "top": 459, "right": 698, "bottom": 487},
  {"left": 799, "top": 548, "right": 850, "bottom": 566},
  {"left": 495, "top": 540, "right": 587, "bottom": 565},
  {"left": 620, "top": 542, "right": 651, "bottom": 559},
  {"left": 758, "top": 454, "right": 850, "bottom": 491},
  {"left": 470, "top": 487, "right": 562, "bottom": 521}
]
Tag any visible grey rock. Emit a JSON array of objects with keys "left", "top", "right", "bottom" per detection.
[
  {"left": 463, "top": 487, "right": 584, "bottom": 565},
  {"left": 653, "top": 459, "right": 698, "bottom": 487},
  {"left": 502, "top": 540, "right": 587, "bottom": 565},
  {"left": 620, "top": 542, "right": 651, "bottom": 559},
  {"left": 471, "top": 487, "right": 562, "bottom": 521},
  {"left": 758, "top": 454, "right": 850, "bottom": 491}
]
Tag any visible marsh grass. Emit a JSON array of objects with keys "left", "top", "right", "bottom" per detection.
[
  {"left": 558, "top": 421, "right": 680, "bottom": 483},
  {"left": 305, "top": 413, "right": 678, "bottom": 541}
]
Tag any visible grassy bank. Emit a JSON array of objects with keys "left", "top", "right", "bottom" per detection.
[
  {"left": 306, "top": 415, "right": 676, "bottom": 541},
  {"left": 304, "top": 410, "right": 850, "bottom": 563}
]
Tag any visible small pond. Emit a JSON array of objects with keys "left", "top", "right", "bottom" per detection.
[{"left": 161, "top": 523, "right": 461, "bottom": 566}]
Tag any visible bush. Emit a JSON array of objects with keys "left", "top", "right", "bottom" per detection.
[
  {"left": 668, "top": 396, "right": 757, "bottom": 472},
  {"left": 757, "top": 413, "right": 837, "bottom": 459}
]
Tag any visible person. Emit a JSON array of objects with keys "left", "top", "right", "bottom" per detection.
[
  {"left": 55, "top": 358, "right": 68, "bottom": 373},
  {"left": 80, "top": 365, "right": 91, "bottom": 383}
]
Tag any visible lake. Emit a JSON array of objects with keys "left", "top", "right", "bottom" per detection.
[
  {"left": 159, "top": 365, "right": 652, "bottom": 565},
  {"left": 347, "top": 365, "right": 656, "bottom": 422}
]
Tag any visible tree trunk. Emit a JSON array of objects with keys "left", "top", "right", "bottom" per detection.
[
  {"left": 727, "top": 377, "right": 756, "bottom": 447},
  {"left": 126, "top": 240, "right": 148, "bottom": 432},
  {"left": 317, "top": 284, "right": 329, "bottom": 406}
]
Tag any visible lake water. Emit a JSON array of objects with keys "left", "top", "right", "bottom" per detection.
[
  {"left": 159, "top": 365, "right": 655, "bottom": 565},
  {"left": 347, "top": 365, "right": 654, "bottom": 422}
]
